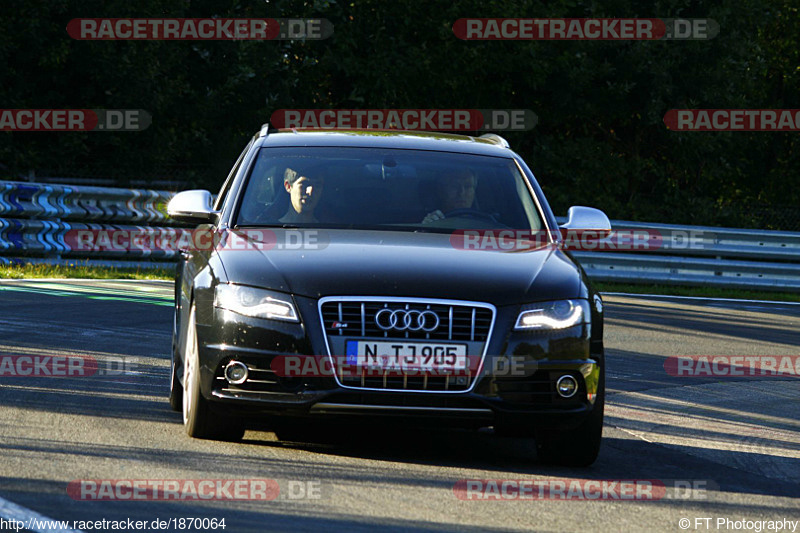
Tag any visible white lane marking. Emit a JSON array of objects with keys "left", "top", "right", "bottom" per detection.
[
  {"left": 601, "top": 292, "right": 800, "bottom": 307},
  {"left": 613, "top": 425, "right": 654, "bottom": 443},
  {"left": 0, "top": 494, "right": 84, "bottom": 532}
]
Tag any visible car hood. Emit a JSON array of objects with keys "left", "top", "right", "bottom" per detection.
[{"left": 216, "top": 229, "right": 582, "bottom": 306}]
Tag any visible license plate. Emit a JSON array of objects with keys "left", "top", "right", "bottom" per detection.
[{"left": 345, "top": 340, "right": 467, "bottom": 370}]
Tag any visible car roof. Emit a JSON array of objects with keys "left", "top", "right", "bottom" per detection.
[{"left": 255, "top": 129, "right": 516, "bottom": 158}]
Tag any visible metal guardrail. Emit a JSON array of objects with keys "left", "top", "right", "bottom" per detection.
[
  {"left": 0, "top": 180, "right": 180, "bottom": 268},
  {"left": 1, "top": 180, "right": 798, "bottom": 291},
  {"left": 551, "top": 218, "right": 800, "bottom": 291},
  {"left": 587, "top": 220, "right": 800, "bottom": 261},
  {"left": 0, "top": 181, "right": 172, "bottom": 222},
  {"left": 571, "top": 252, "right": 800, "bottom": 290}
]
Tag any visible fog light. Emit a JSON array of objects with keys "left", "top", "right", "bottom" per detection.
[
  {"left": 224, "top": 361, "right": 249, "bottom": 385},
  {"left": 556, "top": 375, "right": 578, "bottom": 398}
]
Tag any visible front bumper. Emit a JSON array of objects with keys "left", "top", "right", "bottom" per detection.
[{"left": 195, "top": 296, "right": 602, "bottom": 430}]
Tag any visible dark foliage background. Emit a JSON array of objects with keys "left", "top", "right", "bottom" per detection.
[{"left": 1, "top": 0, "right": 798, "bottom": 228}]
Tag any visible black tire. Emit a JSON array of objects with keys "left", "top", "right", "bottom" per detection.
[
  {"left": 168, "top": 354, "right": 182, "bottom": 412},
  {"left": 535, "top": 369, "right": 605, "bottom": 467},
  {"left": 182, "top": 303, "right": 245, "bottom": 441},
  {"left": 169, "top": 311, "right": 183, "bottom": 411}
]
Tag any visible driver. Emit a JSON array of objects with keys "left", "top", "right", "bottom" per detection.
[
  {"left": 280, "top": 165, "right": 324, "bottom": 224},
  {"left": 421, "top": 167, "right": 478, "bottom": 224}
]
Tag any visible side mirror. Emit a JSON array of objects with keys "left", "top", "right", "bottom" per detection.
[
  {"left": 167, "top": 190, "right": 217, "bottom": 224},
  {"left": 559, "top": 206, "right": 611, "bottom": 235}
]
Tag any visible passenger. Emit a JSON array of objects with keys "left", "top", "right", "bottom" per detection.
[
  {"left": 422, "top": 168, "right": 478, "bottom": 223},
  {"left": 280, "top": 165, "right": 324, "bottom": 224}
]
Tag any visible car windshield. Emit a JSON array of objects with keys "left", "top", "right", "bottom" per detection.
[{"left": 235, "top": 146, "right": 544, "bottom": 232}]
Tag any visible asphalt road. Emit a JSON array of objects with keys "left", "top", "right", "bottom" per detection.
[{"left": 0, "top": 280, "right": 798, "bottom": 533}]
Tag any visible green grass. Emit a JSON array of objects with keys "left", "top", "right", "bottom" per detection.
[
  {"left": 595, "top": 281, "right": 800, "bottom": 303},
  {"left": 0, "top": 263, "right": 174, "bottom": 280}
]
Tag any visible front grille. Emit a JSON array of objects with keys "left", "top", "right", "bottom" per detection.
[
  {"left": 319, "top": 298, "right": 495, "bottom": 393},
  {"left": 321, "top": 300, "right": 493, "bottom": 341}
]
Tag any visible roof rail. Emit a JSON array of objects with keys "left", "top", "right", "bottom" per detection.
[
  {"left": 259, "top": 123, "right": 276, "bottom": 138},
  {"left": 478, "top": 133, "right": 510, "bottom": 149}
]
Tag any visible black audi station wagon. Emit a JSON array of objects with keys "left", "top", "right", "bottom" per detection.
[{"left": 168, "top": 126, "right": 611, "bottom": 466}]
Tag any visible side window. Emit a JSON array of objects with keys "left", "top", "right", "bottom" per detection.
[{"left": 213, "top": 139, "right": 253, "bottom": 211}]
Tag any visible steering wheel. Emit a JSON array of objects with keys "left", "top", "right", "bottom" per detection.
[{"left": 444, "top": 208, "right": 497, "bottom": 222}]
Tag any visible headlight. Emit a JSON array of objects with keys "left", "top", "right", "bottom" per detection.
[
  {"left": 514, "top": 299, "right": 590, "bottom": 330},
  {"left": 214, "top": 284, "right": 299, "bottom": 322}
]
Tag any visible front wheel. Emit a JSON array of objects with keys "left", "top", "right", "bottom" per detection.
[
  {"left": 168, "top": 355, "right": 182, "bottom": 412},
  {"left": 168, "top": 312, "right": 182, "bottom": 412},
  {"left": 182, "top": 303, "right": 245, "bottom": 441}
]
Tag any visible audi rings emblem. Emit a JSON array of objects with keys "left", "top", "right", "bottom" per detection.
[{"left": 375, "top": 309, "right": 440, "bottom": 332}]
